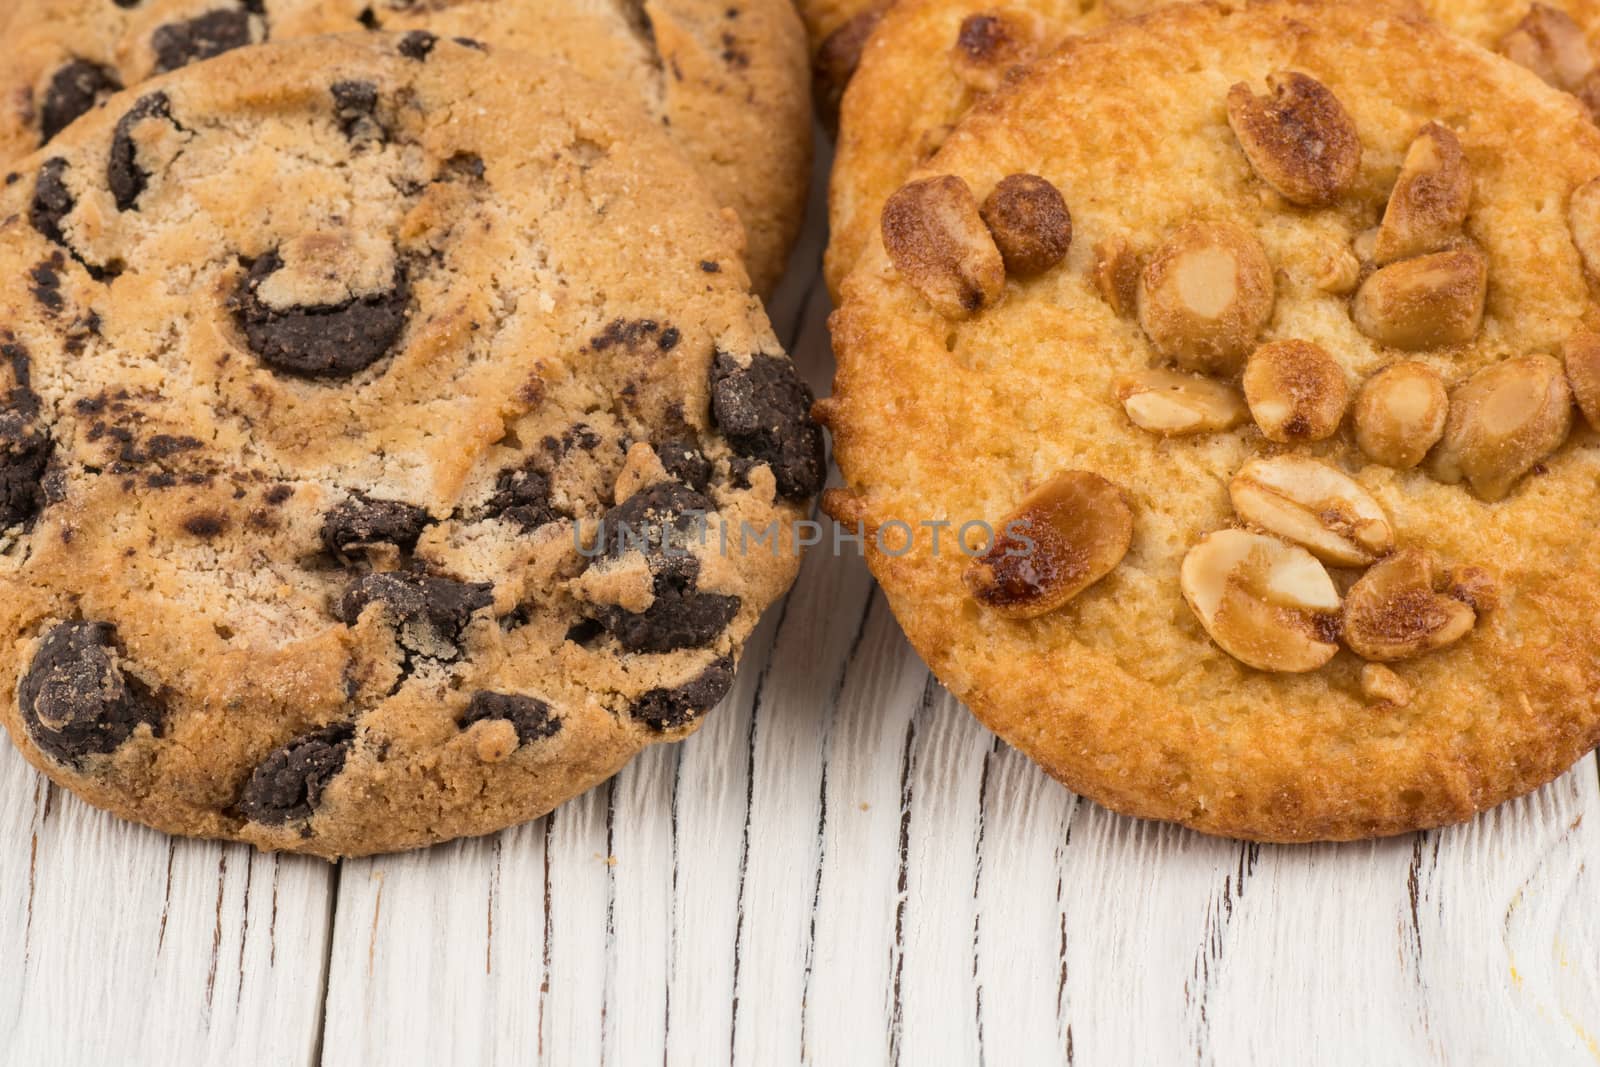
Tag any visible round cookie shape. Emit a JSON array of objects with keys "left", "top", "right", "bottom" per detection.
[
  {"left": 0, "top": 34, "right": 823, "bottom": 858},
  {"left": 824, "top": 0, "right": 1600, "bottom": 841},
  {"left": 0, "top": 0, "right": 811, "bottom": 296}
]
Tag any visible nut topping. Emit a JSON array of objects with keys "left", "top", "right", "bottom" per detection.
[
  {"left": 881, "top": 175, "right": 1006, "bottom": 319},
  {"left": 1342, "top": 549, "right": 1479, "bottom": 662},
  {"left": 1499, "top": 5, "right": 1596, "bottom": 92},
  {"left": 1353, "top": 361, "right": 1449, "bottom": 469},
  {"left": 1570, "top": 177, "right": 1600, "bottom": 277},
  {"left": 1372, "top": 123, "right": 1471, "bottom": 266},
  {"left": 1092, "top": 237, "right": 1140, "bottom": 317},
  {"left": 963, "top": 471, "right": 1133, "bottom": 618},
  {"left": 1242, "top": 339, "right": 1349, "bottom": 442},
  {"left": 1427, "top": 353, "right": 1574, "bottom": 501},
  {"left": 1564, "top": 329, "right": 1600, "bottom": 429},
  {"left": 1137, "top": 221, "right": 1275, "bottom": 375},
  {"left": 1351, "top": 244, "right": 1487, "bottom": 350},
  {"left": 1229, "top": 455, "right": 1394, "bottom": 566},
  {"left": 1180, "top": 529, "right": 1341, "bottom": 673},
  {"left": 980, "top": 174, "right": 1072, "bottom": 276},
  {"left": 950, "top": 11, "right": 1044, "bottom": 94},
  {"left": 1114, "top": 368, "right": 1248, "bottom": 436},
  {"left": 1226, "top": 72, "right": 1361, "bottom": 206},
  {"left": 1359, "top": 663, "right": 1413, "bottom": 706}
]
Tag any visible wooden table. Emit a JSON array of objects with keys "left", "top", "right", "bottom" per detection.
[{"left": 2, "top": 140, "right": 1598, "bottom": 1067}]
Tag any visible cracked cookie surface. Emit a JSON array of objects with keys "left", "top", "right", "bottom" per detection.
[
  {"left": 825, "top": 0, "right": 1600, "bottom": 842},
  {"left": 0, "top": 34, "right": 822, "bottom": 857},
  {"left": 0, "top": 0, "right": 811, "bottom": 295}
]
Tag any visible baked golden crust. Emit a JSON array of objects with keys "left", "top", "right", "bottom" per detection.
[
  {"left": 0, "top": 0, "right": 811, "bottom": 295},
  {"left": 826, "top": 0, "right": 1600, "bottom": 841}
]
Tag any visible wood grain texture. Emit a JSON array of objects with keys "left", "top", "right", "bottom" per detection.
[
  {"left": 3, "top": 135, "right": 1600, "bottom": 1067},
  {"left": 0, "top": 745, "right": 333, "bottom": 1065}
]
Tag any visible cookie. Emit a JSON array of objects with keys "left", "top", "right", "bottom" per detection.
[
  {"left": 0, "top": 33, "right": 823, "bottom": 857},
  {"left": 0, "top": 0, "right": 811, "bottom": 296},
  {"left": 823, "top": 0, "right": 1600, "bottom": 841}
]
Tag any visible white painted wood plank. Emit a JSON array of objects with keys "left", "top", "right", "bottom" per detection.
[
  {"left": 802, "top": 589, "right": 928, "bottom": 1065},
  {"left": 892, "top": 687, "right": 990, "bottom": 1066},
  {"left": 727, "top": 527, "right": 878, "bottom": 1064},
  {"left": 0, "top": 743, "right": 333, "bottom": 1066},
  {"left": 971, "top": 740, "right": 1080, "bottom": 1064},
  {"left": 320, "top": 820, "right": 552, "bottom": 1064}
]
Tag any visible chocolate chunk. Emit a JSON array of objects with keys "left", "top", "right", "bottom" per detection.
[
  {"left": 230, "top": 250, "right": 409, "bottom": 379},
  {"left": 29, "top": 159, "right": 75, "bottom": 247},
  {"left": 483, "top": 463, "right": 557, "bottom": 530},
  {"left": 331, "top": 80, "right": 382, "bottom": 141},
  {"left": 629, "top": 656, "right": 735, "bottom": 730},
  {"left": 709, "top": 352, "right": 825, "bottom": 500},
  {"left": 397, "top": 30, "right": 437, "bottom": 60},
  {"left": 182, "top": 512, "right": 227, "bottom": 537},
  {"left": 440, "top": 152, "right": 486, "bottom": 181},
  {"left": 336, "top": 571, "right": 493, "bottom": 660},
  {"left": 108, "top": 92, "right": 174, "bottom": 211},
  {"left": 321, "top": 494, "right": 431, "bottom": 554},
  {"left": 460, "top": 691, "right": 561, "bottom": 745},
  {"left": 655, "top": 438, "right": 711, "bottom": 491},
  {"left": 564, "top": 618, "right": 605, "bottom": 645},
  {"left": 150, "top": 9, "right": 255, "bottom": 73},
  {"left": 590, "top": 318, "right": 678, "bottom": 352},
  {"left": 589, "top": 483, "right": 740, "bottom": 653},
  {"left": 593, "top": 568, "right": 740, "bottom": 653},
  {"left": 237, "top": 723, "right": 354, "bottom": 824},
  {"left": 0, "top": 344, "right": 54, "bottom": 530},
  {"left": 19, "top": 621, "right": 164, "bottom": 765},
  {"left": 40, "top": 60, "right": 122, "bottom": 144},
  {"left": 30, "top": 258, "right": 64, "bottom": 313},
  {"left": 598, "top": 481, "right": 711, "bottom": 556}
]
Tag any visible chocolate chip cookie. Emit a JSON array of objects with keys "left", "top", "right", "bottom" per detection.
[
  {"left": 823, "top": 0, "right": 1600, "bottom": 841},
  {"left": 0, "top": 33, "right": 823, "bottom": 857},
  {"left": 0, "top": 0, "right": 811, "bottom": 296}
]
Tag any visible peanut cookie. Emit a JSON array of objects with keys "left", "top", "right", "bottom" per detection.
[
  {"left": 824, "top": 0, "right": 1600, "bottom": 841},
  {"left": 0, "top": 0, "right": 811, "bottom": 295},
  {"left": 0, "top": 34, "right": 823, "bottom": 857}
]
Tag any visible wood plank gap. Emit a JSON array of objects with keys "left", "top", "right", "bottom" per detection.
[{"left": 311, "top": 860, "right": 343, "bottom": 1067}]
